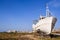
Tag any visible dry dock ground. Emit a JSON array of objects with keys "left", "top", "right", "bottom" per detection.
[{"left": 0, "top": 32, "right": 60, "bottom": 40}]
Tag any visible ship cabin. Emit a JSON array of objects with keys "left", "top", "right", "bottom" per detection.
[{"left": 40, "top": 16, "right": 45, "bottom": 20}]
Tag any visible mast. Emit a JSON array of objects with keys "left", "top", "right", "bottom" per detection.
[{"left": 46, "top": 4, "right": 51, "bottom": 17}]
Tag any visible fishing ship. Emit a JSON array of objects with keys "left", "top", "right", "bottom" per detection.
[{"left": 32, "top": 5, "right": 57, "bottom": 35}]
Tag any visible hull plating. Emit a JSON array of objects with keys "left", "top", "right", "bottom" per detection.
[{"left": 32, "top": 17, "right": 57, "bottom": 34}]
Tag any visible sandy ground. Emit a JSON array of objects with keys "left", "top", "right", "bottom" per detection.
[{"left": 20, "top": 35, "right": 40, "bottom": 40}]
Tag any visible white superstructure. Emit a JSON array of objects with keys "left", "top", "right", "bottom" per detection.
[{"left": 32, "top": 5, "right": 57, "bottom": 34}]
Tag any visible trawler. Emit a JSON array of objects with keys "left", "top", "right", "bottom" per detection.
[{"left": 32, "top": 5, "right": 57, "bottom": 35}]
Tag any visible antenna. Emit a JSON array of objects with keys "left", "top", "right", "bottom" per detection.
[{"left": 46, "top": 4, "right": 51, "bottom": 17}]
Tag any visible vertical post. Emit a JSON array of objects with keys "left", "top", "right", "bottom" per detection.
[{"left": 46, "top": 4, "right": 51, "bottom": 17}]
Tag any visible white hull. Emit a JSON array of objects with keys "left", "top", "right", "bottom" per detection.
[{"left": 32, "top": 17, "right": 57, "bottom": 34}]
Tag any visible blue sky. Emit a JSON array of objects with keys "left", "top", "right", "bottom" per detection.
[{"left": 0, "top": 0, "right": 60, "bottom": 32}]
